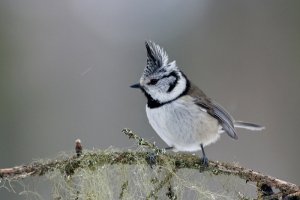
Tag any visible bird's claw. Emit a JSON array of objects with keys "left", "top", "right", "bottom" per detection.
[
  {"left": 200, "top": 156, "right": 209, "bottom": 166},
  {"left": 146, "top": 152, "right": 157, "bottom": 168},
  {"left": 199, "top": 156, "right": 209, "bottom": 172}
]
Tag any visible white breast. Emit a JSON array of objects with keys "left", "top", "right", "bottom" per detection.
[{"left": 146, "top": 96, "right": 220, "bottom": 152}]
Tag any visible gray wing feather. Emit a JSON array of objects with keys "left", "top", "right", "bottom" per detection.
[
  {"left": 188, "top": 83, "right": 238, "bottom": 139},
  {"left": 210, "top": 101, "right": 238, "bottom": 139}
]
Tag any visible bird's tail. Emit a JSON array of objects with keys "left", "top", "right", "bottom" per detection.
[{"left": 234, "top": 121, "right": 265, "bottom": 131}]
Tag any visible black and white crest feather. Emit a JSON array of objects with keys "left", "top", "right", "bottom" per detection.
[{"left": 144, "top": 41, "right": 169, "bottom": 76}]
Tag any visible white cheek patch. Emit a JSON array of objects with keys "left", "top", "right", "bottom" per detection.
[{"left": 150, "top": 74, "right": 187, "bottom": 103}]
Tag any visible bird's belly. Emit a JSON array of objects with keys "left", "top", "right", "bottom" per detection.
[{"left": 146, "top": 98, "right": 220, "bottom": 152}]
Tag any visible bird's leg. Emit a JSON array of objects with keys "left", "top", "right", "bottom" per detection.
[{"left": 200, "top": 144, "right": 209, "bottom": 167}]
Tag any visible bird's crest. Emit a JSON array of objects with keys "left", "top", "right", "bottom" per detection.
[{"left": 143, "top": 41, "right": 169, "bottom": 76}]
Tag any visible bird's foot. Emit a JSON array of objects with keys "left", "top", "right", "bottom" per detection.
[
  {"left": 199, "top": 156, "right": 209, "bottom": 172},
  {"left": 200, "top": 156, "right": 209, "bottom": 166},
  {"left": 146, "top": 152, "right": 157, "bottom": 169}
]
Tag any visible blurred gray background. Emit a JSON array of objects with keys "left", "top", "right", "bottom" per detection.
[{"left": 0, "top": 0, "right": 299, "bottom": 199}]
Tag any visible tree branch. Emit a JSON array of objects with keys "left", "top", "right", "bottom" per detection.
[{"left": 0, "top": 128, "right": 299, "bottom": 199}]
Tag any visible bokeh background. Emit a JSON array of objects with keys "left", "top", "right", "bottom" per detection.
[{"left": 1, "top": 1, "right": 299, "bottom": 199}]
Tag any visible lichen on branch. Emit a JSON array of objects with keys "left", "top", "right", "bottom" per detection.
[{"left": 0, "top": 129, "right": 299, "bottom": 199}]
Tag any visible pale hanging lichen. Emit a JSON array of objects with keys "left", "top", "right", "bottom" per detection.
[{"left": 0, "top": 129, "right": 299, "bottom": 199}]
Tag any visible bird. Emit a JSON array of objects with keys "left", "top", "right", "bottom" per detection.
[{"left": 131, "top": 41, "right": 264, "bottom": 166}]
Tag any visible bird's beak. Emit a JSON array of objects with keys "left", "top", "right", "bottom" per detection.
[{"left": 130, "top": 83, "right": 141, "bottom": 89}]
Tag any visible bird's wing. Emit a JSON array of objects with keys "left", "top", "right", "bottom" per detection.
[{"left": 187, "top": 83, "right": 238, "bottom": 139}]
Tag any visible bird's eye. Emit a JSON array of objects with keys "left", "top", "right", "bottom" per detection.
[{"left": 148, "top": 79, "right": 159, "bottom": 85}]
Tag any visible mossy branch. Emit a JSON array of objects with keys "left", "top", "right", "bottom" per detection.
[{"left": 0, "top": 128, "right": 299, "bottom": 199}]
